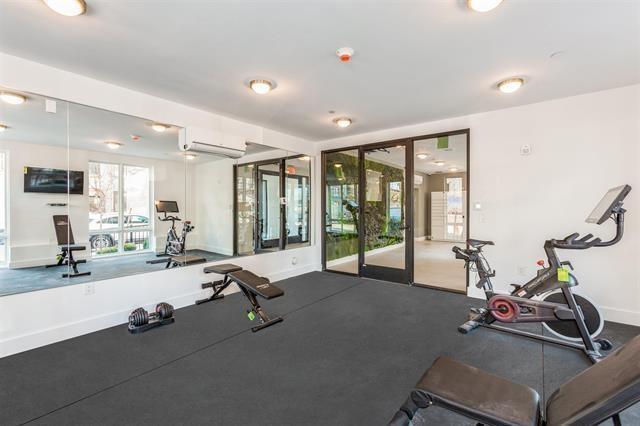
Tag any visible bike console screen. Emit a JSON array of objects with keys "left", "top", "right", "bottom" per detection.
[
  {"left": 586, "top": 185, "right": 631, "bottom": 225},
  {"left": 155, "top": 200, "right": 179, "bottom": 214}
]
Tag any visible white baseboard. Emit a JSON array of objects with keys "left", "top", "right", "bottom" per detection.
[
  {"left": 601, "top": 306, "right": 640, "bottom": 326},
  {"left": 194, "top": 243, "right": 234, "bottom": 256}
]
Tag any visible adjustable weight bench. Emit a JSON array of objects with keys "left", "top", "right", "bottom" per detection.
[
  {"left": 47, "top": 215, "right": 91, "bottom": 278},
  {"left": 389, "top": 334, "right": 640, "bottom": 426},
  {"left": 196, "top": 264, "right": 284, "bottom": 332}
]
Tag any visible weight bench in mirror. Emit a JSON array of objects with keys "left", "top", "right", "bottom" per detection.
[
  {"left": 389, "top": 334, "right": 640, "bottom": 426},
  {"left": 47, "top": 215, "right": 91, "bottom": 278}
]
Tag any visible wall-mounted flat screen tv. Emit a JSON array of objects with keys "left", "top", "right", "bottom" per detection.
[{"left": 24, "top": 167, "right": 84, "bottom": 194}]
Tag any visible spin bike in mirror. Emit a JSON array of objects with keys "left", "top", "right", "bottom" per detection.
[
  {"left": 454, "top": 184, "right": 632, "bottom": 363},
  {"left": 146, "top": 200, "right": 203, "bottom": 267}
]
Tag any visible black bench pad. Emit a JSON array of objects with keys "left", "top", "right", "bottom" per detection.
[
  {"left": 203, "top": 263, "right": 243, "bottom": 275},
  {"left": 61, "top": 244, "right": 86, "bottom": 251},
  {"left": 416, "top": 356, "right": 540, "bottom": 426},
  {"left": 228, "top": 270, "right": 284, "bottom": 300}
]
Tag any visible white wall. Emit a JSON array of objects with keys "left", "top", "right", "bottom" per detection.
[
  {"left": 319, "top": 85, "right": 640, "bottom": 326},
  {"left": 0, "top": 53, "right": 320, "bottom": 357},
  {"left": 193, "top": 158, "right": 235, "bottom": 255}
]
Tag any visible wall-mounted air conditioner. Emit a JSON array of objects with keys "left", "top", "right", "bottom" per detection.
[{"left": 178, "top": 127, "right": 247, "bottom": 159}]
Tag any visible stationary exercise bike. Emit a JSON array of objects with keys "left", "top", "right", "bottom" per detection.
[
  {"left": 454, "top": 185, "right": 631, "bottom": 363},
  {"left": 155, "top": 200, "right": 193, "bottom": 257}
]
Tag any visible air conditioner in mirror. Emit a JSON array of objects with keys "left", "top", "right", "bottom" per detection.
[{"left": 178, "top": 127, "right": 247, "bottom": 159}]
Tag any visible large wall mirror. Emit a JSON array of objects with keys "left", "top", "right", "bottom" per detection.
[{"left": 0, "top": 87, "right": 312, "bottom": 296}]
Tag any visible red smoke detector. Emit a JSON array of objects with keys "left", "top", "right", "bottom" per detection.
[{"left": 336, "top": 47, "right": 354, "bottom": 62}]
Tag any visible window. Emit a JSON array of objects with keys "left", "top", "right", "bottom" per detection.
[
  {"left": 89, "top": 162, "right": 152, "bottom": 256},
  {"left": 0, "top": 152, "right": 6, "bottom": 265}
]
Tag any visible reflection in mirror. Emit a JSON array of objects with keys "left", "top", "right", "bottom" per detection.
[
  {"left": 0, "top": 88, "right": 313, "bottom": 296},
  {"left": 233, "top": 148, "right": 312, "bottom": 256},
  {"left": 0, "top": 87, "right": 192, "bottom": 295},
  {"left": 0, "top": 87, "right": 74, "bottom": 295},
  {"left": 285, "top": 156, "right": 311, "bottom": 248},
  {"left": 324, "top": 149, "right": 359, "bottom": 274},
  {"left": 413, "top": 133, "right": 468, "bottom": 292}
]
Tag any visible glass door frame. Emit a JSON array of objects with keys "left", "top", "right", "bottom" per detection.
[
  {"left": 321, "top": 128, "right": 470, "bottom": 289},
  {"left": 358, "top": 140, "right": 414, "bottom": 283},
  {"left": 232, "top": 154, "right": 311, "bottom": 256},
  {"left": 256, "top": 164, "right": 284, "bottom": 252}
]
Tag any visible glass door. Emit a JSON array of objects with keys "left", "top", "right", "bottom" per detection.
[
  {"left": 359, "top": 143, "right": 412, "bottom": 283},
  {"left": 256, "top": 162, "right": 282, "bottom": 252}
]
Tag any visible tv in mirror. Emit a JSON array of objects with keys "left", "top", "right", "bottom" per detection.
[{"left": 24, "top": 167, "right": 84, "bottom": 194}]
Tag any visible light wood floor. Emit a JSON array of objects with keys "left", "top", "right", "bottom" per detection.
[{"left": 327, "top": 240, "right": 466, "bottom": 292}]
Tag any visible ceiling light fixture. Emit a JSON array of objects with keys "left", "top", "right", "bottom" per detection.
[
  {"left": 434, "top": 160, "right": 445, "bottom": 166},
  {"left": 249, "top": 79, "right": 274, "bottom": 95},
  {"left": 151, "top": 123, "right": 169, "bottom": 132},
  {"left": 0, "top": 92, "right": 26, "bottom": 105},
  {"left": 497, "top": 77, "right": 524, "bottom": 94},
  {"left": 184, "top": 153, "right": 197, "bottom": 161},
  {"left": 334, "top": 163, "right": 342, "bottom": 168},
  {"left": 105, "top": 141, "right": 122, "bottom": 150},
  {"left": 416, "top": 152, "right": 430, "bottom": 160},
  {"left": 467, "top": 0, "right": 503, "bottom": 13},
  {"left": 0, "top": 124, "right": 8, "bottom": 132},
  {"left": 300, "top": 156, "right": 311, "bottom": 161},
  {"left": 42, "top": 0, "right": 87, "bottom": 16},
  {"left": 334, "top": 117, "right": 352, "bottom": 128},
  {"left": 449, "top": 167, "right": 459, "bottom": 172}
]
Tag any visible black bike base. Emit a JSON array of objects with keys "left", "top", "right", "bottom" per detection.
[
  {"left": 146, "top": 258, "right": 170, "bottom": 265},
  {"left": 63, "top": 271, "right": 91, "bottom": 278},
  {"left": 128, "top": 317, "right": 175, "bottom": 334},
  {"left": 251, "top": 317, "right": 283, "bottom": 332}
]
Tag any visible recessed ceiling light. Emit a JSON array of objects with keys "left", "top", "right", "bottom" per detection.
[
  {"left": 0, "top": 92, "right": 26, "bottom": 105},
  {"left": 249, "top": 79, "right": 274, "bottom": 95},
  {"left": 104, "top": 141, "right": 122, "bottom": 150},
  {"left": 42, "top": 0, "right": 86, "bottom": 16},
  {"left": 184, "top": 153, "right": 197, "bottom": 160},
  {"left": 449, "top": 167, "right": 459, "bottom": 172},
  {"left": 0, "top": 124, "right": 8, "bottom": 132},
  {"left": 152, "top": 123, "right": 169, "bottom": 132},
  {"left": 434, "top": 160, "right": 445, "bottom": 166},
  {"left": 333, "top": 117, "right": 352, "bottom": 128},
  {"left": 416, "top": 152, "right": 430, "bottom": 160},
  {"left": 467, "top": 0, "right": 503, "bottom": 13},
  {"left": 497, "top": 77, "right": 524, "bottom": 94}
]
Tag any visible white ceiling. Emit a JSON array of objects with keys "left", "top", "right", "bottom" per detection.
[
  {"left": 0, "top": 1, "right": 638, "bottom": 141},
  {"left": 0, "top": 87, "right": 279, "bottom": 162}
]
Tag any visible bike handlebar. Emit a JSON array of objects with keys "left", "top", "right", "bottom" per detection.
[{"left": 551, "top": 232, "right": 602, "bottom": 250}]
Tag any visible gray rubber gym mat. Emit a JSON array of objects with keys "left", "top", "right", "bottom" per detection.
[{"left": 1, "top": 272, "right": 638, "bottom": 425}]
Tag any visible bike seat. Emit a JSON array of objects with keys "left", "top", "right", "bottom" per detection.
[{"left": 467, "top": 239, "right": 494, "bottom": 248}]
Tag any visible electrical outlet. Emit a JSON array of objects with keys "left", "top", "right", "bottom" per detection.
[
  {"left": 520, "top": 144, "right": 532, "bottom": 156},
  {"left": 84, "top": 283, "right": 95, "bottom": 296}
]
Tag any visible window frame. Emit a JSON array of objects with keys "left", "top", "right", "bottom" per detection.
[{"left": 88, "top": 160, "right": 153, "bottom": 257}]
